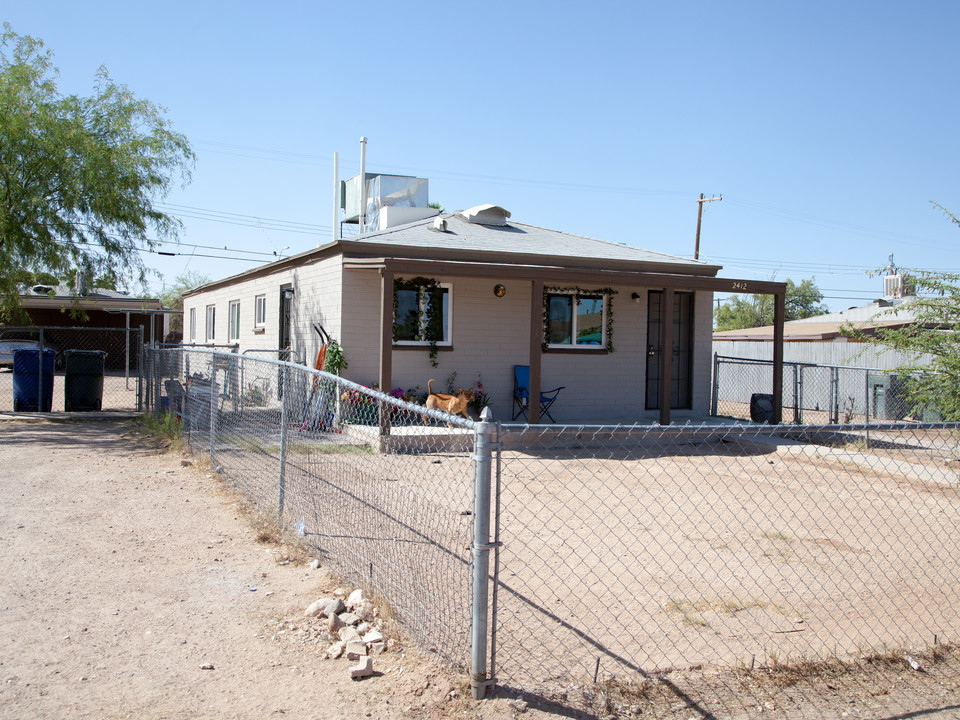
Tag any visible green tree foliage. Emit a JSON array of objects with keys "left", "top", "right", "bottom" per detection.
[
  {"left": 842, "top": 208, "right": 960, "bottom": 420},
  {"left": 714, "top": 278, "right": 828, "bottom": 331},
  {"left": 0, "top": 25, "right": 193, "bottom": 321},
  {"left": 160, "top": 271, "right": 210, "bottom": 333}
]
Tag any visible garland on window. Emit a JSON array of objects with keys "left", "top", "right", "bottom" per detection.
[
  {"left": 542, "top": 286, "right": 618, "bottom": 353},
  {"left": 393, "top": 277, "right": 444, "bottom": 367}
]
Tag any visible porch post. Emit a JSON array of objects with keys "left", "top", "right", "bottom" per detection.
[
  {"left": 528, "top": 279, "right": 543, "bottom": 424},
  {"left": 772, "top": 290, "right": 785, "bottom": 424},
  {"left": 659, "top": 288, "right": 674, "bottom": 426},
  {"left": 379, "top": 268, "right": 394, "bottom": 436}
]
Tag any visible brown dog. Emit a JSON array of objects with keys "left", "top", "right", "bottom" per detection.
[{"left": 423, "top": 379, "right": 474, "bottom": 425}]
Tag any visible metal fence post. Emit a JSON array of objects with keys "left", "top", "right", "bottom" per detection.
[
  {"left": 792, "top": 364, "right": 800, "bottom": 424},
  {"left": 471, "top": 407, "right": 496, "bottom": 700},
  {"left": 153, "top": 349, "right": 162, "bottom": 419},
  {"left": 711, "top": 352, "right": 720, "bottom": 417},
  {"left": 38, "top": 328, "right": 45, "bottom": 413},
  {"left": 209, "top": 357, "right": 217, "bottom": 463},
  {"left": 278, "top": 363, "right": 289, "bottom": 521},
  {"left": 138, "top": 326, "right": 144, "bottom": 412},
  {"left": 830, "top": 366, "right": 839, "bottom": 424},
  {"left": 864, "top": 371, "right": 871, "bottom": 449}
]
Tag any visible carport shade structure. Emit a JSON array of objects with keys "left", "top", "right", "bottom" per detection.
[{"left": 349, "top": 255, "right": 787, "bottom": 427}]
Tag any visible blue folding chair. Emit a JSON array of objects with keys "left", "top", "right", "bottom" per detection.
[{"left": 512, "top": 365, "right": 565, "bottom": 423}]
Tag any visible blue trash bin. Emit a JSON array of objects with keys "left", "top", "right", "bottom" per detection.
[{"left": 12, "top": 348, "right": 56, "bottom": 412}]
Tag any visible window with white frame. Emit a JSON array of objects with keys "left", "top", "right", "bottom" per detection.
[
  {"left": 254, "top": 294, "right": 267, "bottom": 326},
  {"left": 188, "top": 307, "right": 196, "bottom": 341},
  {"left": 393, "top": 280, "right": 452, "bottom": 345},
  {"left": 205, "top": 304, "right": 216, "bottom": 341},
  {"left": 228, "top": 300, "right": 240, "bottom": 342},
  {"left": 546, "top": 292, "right": 607, "bottom": 347}
]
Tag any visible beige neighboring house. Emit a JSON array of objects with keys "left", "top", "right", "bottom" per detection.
[
  {"left": 183, "top": 203, "right": 786, "bottom": 424},
  {"left": 713, "top": 273, "right": 931, "bottom": 371}
]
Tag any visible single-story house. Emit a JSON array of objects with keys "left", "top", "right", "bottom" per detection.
[
  {"left": 183, "top": 204, "right": 787, "bottom": 424},
  {"left": 4, "top": 283, "right": 167, "bottom": 372},
  {"left": 14, "top": 283, "right": 167, "bottom": 341}
]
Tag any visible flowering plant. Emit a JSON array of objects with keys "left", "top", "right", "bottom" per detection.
[
  {"left": 340, "top": 387, "right": 374, "bottom": 406},
  {"left": 469, "top": 373, "right": 490, "bottom": 413}
]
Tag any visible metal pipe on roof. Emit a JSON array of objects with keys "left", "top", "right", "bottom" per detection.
[
  {"left": 359, "top": 137, "right": 367, "bottom": 235},
  {"left": 332, "top": 151, "right": 339, "bottom": 245}
]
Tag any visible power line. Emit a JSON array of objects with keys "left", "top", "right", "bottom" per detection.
[{"left": 156, "top": 202, "right": 331, "bottom": 236}]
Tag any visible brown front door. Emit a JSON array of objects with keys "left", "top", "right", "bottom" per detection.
[{"left": 645, "top": 290, "right": 694, "bottom": 410}]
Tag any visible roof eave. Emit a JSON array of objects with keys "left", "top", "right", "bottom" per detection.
[{"left": 338, "top": 239, "right": 722, "bottom": 277}]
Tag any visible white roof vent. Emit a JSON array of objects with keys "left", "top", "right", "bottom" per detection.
[
  {"left": 433, "top": 216, "right": 448, "bottom": 232},
  {"left": 460, "top": 204, "right": 511, "bottom": 226}
]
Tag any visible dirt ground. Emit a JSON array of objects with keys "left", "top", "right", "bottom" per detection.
[
  {"left": 0, "top": 419, "right": 531, "bottom": 720},
  {"left": 2, "top": 418, "right": 960, "bottom": 720}
]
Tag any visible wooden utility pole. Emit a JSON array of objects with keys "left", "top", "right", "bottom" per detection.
[{"left": 694, "top": 193, "right": 722, "bottom": 260}]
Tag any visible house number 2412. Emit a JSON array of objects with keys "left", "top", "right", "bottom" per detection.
[{"left": 731, "top": 281, "right": 748, "bottom": 291}]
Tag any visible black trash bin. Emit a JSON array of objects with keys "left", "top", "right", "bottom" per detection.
[
  {"left": 12, "top": 348, "right": 56, "bottom": 412},
  {"left": 750, "top": 393, "right": 775, "bottom": 423},
  {"left": 64, "top": 350, "right": 106, "bottom": 411}
]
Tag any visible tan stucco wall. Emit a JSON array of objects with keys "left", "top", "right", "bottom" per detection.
[
  {"left": 340, "top": 271, "right": 714, "bottom": 423},
  {"left": 183, "top": 263, "right": 713, "bottom": 423}
]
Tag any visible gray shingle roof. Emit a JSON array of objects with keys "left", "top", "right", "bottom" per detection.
[{"left": 349, "top": 211, "right": 719, "bottom": 273}]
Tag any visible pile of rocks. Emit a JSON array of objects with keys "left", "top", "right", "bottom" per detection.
[{"left": 304, "top": 587, "right": 394, "bottom": 679}]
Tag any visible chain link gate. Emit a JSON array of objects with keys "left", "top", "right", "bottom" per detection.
[{"left": 0, "top": 325, "right": 144, "bottom": 412}]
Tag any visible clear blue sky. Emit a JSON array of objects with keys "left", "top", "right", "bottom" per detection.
[{"left": 7, "top": 1, "right": 960, "bottom": 311}]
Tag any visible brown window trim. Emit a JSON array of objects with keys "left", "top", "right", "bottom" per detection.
[
  {"left": 392, "top": 344, "right": 454, "bottom": 352},
  {"left": 544, "top": 347, "right": 609, "bottom": 355}
]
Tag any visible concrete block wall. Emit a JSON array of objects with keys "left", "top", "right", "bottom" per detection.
[{"left": 182, "top": 257, "right": 343, "bottom": 368}]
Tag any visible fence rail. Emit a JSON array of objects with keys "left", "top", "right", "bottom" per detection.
[
  {"left": 144, "top": 348, "right": 960, "bottom": 716},
  {"left": 712, "top": 353, "right": 933, "bottom": 424}
]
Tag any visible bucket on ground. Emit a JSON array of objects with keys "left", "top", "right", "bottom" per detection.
[
  {"left": 64, "top": 350, "right": 106, "bottom": 412},
  {"left": 12, "top": 348, "right": 56, "bottom": 412}
]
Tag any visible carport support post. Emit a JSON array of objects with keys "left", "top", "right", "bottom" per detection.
[
  {"left": 471, "top": 408, "right": 496, "bottom": 699},
  {"left": 378, "top": 268, "right": 394, "bottom": 437},
  {"left": 527, "top": 279, "right": 543, "bottom": 424},
  {"left": 278, "top": 363, "right": 288, "bottom": 521},
  {"left": 772, "top": 290, "right": 785, "bottom": 424}
]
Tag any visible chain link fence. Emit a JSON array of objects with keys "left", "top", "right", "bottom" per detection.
[
  {"left": 712, "top": 353, "right": 932, "bottom": 424},
  {"left": 0, "top": 325, "right": 143, "bottom": 412},
  {"left": 144, "top": 347, "right": 483, "bottom": 675},
  {"left": 493, "top": 421, "right": 960, "bottom": 713},
  {"left": 144, "top": 348, "right": 960, "bottom": 716}
]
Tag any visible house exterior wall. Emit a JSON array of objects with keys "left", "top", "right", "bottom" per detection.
[
  {"left": 182, "top": 261, "right": 715, "bottom": 423},
  {"left": 339, "top": 271, "right": 715, "bottom": 423},
  {"left": 182, "top": 257, "right": 343, "bottom": 366}
]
